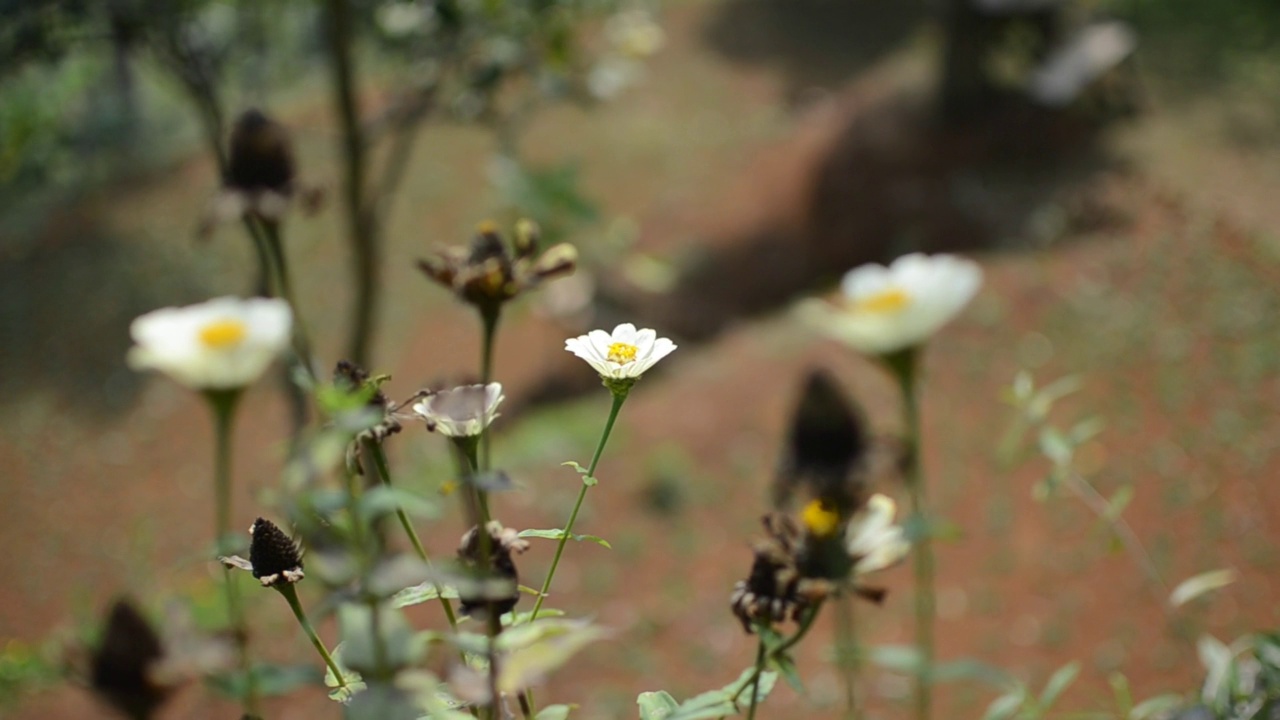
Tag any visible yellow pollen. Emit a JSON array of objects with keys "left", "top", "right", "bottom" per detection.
[
  {"left": 607, "top": 342, "right": 638, "bottom": 364},
  {"left": 852, "top": 287, "right": 911, "bottom": 314},
  {"left": 198, "top": 319, "right": 248, "bottom": 349},
  {"left": 801, "top": 499, "right": 841, "bottom": 538}
]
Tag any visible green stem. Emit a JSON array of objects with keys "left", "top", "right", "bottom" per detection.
[
  {"left": 886, "top": 347, "right": 932, "bottom": 720},
  {"left": 835, "top": 595, "right": 860, "bottom": 719},
  {"left": 367, "top": 442, "right": 458, "bottom": 629},
  {"left": 746, "top": 639, "right": 766, "bottom": 720},
  {"left": 260, "top": 219, "right": 314, "bottom": 373},
  {"left": 732, "top": 600, "right": 827, "bottom": 707},
  {"left": 276, "top": 583, "right": 346, "bottom": 689},
  {"left": 206, "top": 389, "right": 260, "bottom": 717},
  {"left": 479, "top": 306, "right": 500, "bottom": 472},
  {"left": 529, "top": 391, "right": 627, "bottom": 621}
]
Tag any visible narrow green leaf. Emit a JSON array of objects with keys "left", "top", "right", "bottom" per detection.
[
  {"left": 1129, "top": 694, "right": 1184, "bottom": 720},
  {"left": 391, "top": 581, "right": 460, "bottom": 608},
  {"left": 637, "top": 690, "right": 679, "bottom": 719},
  {"left": 562, "top": 461, "right": 589, "bottom": 475},
  {"left": 1038, "top": 427, "right": 1073, "bottom": 466},
  {"left": 1170, "top": 569, "right": 1238, "bottom": 608},
  {"left": 1105, "top": 485, "right": 1135, "bottom": 522},
  {"left": 535, "top": 704, "right": 573, "bottom": 720},
  {"left": 982, "top": 691, "right": 1025, "bottom": 720},
  {"left": 868, "top": 644, "right": 926, "bottom": 676},
  {"left": 518, "top": 528, "right": 611, "bottom": 549},
  {"left": 1038, "top": 661, "right": 1080, "bottom": 710}
]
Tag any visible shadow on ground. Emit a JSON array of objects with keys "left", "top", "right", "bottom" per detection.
[{"left": 702, "top": 0, "right": 930, "bottom": 105}]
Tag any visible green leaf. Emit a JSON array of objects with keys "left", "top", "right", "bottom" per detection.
[
  {"left": 1169, "top": 569, "right": 1238, "bottom": 608},
  {"left": 503, "top": 608, "right": 566, "bottom": 627},
  {"left": 536, "top": 704, "right": 573, "bottom": 720},
  {"left": 637, "top": 690, "right": 680, "bottom": 719},
  {"left": 1104, "top": 485, "right": 1135, "bottom": 523},
  {"left": 518, "top": 528, "right": 612, "bottom": 549},
  {"left": 1038, "top": 427, "right": 1073, "bottom": 466},
  {"left": 357, "top": 486, "right": 439, "bottom": 523},
  {"left": 931, "top": 659, "right": 1015, "bottom": 688},
  {"left": 1038, "top": 661, "right": 1080, "bottom": 711},
  {"left": 391, "top": 581, "right": 460, "bottom": 608},
  {"left": 1129, "top": 694, "right": 1184, "bottom": 720},
  {"left": 324, "top": 644, "right": 366, "bottom": 702},
  {"left": 498, "top": 619, "right": 608, "bottom": 693},
  {"left": 868, "top": 644, "right": 926, "bottom": 676},
  {"left": 770, "top": 651, "right": 805, "bottom": 693},
  {"left": 982, "top": 690, "right": 1026, "bottom": 720}
]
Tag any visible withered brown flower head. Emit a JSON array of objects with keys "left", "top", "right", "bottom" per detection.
[
  {"left": 197, "top": 109, "right": 323, "bottom": 240},
  {"left": 774, "top": 369, "right": 869, "bottom": 520},
  {"left": 456, "top": 521, "right": 530, "bottom": 619},
  {"left": 228, "top": 109, "right": 295, "bottom": 194},
  {"left": 417, "top": 220, "right": 578, "bottom": 313},
  {"left": 247, "top": 517, "right": 305, "bottom": 587},
  {"left": 90, "top": 599, "right": 170, "bottom": 720}
]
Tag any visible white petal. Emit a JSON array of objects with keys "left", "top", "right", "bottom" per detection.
[{"left": 611, "top": 323, "right": 639, "bottom": 345}]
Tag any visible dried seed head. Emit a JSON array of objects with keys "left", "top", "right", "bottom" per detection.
[
  {"left": 456, "top": 521, "right": 529, "bottom": 619},
  {"left": 248, "top": 518, "right": 304, "bottom": 587},
  {"left": 227, "top": 109, "right": 296, "bottom": 194},
  {"left": 90, "top": 599, "right": 170, "bottom": 720}
]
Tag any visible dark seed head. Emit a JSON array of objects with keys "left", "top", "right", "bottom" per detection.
[
  {"left": 227, "top": 109, "right": 295, "bottom": 193},
  {"left": 774, "top": 369, "right": 868, "bottom": 516},
  {"left": 90, "top": 599, "right": 169, "bottom": 720},
  {"left": 248, "top": 518, "right": 304, "bottom": 587}
]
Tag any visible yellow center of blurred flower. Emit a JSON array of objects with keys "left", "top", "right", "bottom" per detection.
[
  {"left": 801, "top": 499, "right": 841, "bottom": 537},
  {"left": 198, "top": 319, "right": 248, "bottom": 348},
  {"left": 607, "top": 342, "right": 638, "bottom": 364},
  {"left": 853, "top": 287, "right": 911, "bottom": 314}
]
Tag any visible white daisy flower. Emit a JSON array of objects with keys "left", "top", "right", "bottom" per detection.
[
  {"left": 411, "top": 383, "right": 504, "bottom": 438},
  {"left": 127, "top": 297, "right": 292, "bottom": 390},
  {"left": 564, "top": 323, "right": 676, "bottom": 380},
  {"left": 845, "top": 494, "right": 910, "bottom": 576},
  {"left": 806, "top": 253, "right": 983, "bottom": 355}
]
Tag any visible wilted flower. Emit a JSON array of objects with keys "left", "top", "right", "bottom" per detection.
[
  {"left": 88, "top": 600, "right": 170, "bottom": 720},
  {"left": 84, "top": 599, "right": 233, "bottom": 720},
  {"left": 417, "top": 220, "right": 577, "bottom": 313},
  {"left": 220, "top": 517, "right": 305, "bottom": 588},
  {"left": 803, "top": 253, "right": 983, "bottom": 355},
  {"left": 731, "top": 494, "right": 909, "bottom": 634},
  {"left": 564, "top": 323, "right": 677, "bottom": 381},
  {"left": 845, "top": 494, "right": 910, "bottom": 576},
  {"left": 127, "top": 297, "right": 292, "bottom": 390},
  {"left": 411, "top": 383, "right": 504, "bottom": 438},
  {"left": 198, "top": 109, "right": 323, "bottom": 238},
  {"left": 774, "top": 370, "right": 868, "bottom": 518},
  {"left": 456, "top": 521, "right": 530, "bottom": 619}
]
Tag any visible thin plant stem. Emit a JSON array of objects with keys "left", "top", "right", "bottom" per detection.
[
  {"left": 454, "top": 438, "right": 501, "bottom": 720},
  {"left": 529, "top": 391, "right": 627, "bottom": 621},
  {"left": 366, "top": 441, "right": 459, "bottom": 628},
  {"left": 886, "top": 347, "right": 932, "bottom": 720},
  {"left": 479, "top": 306, "right": 500, "bottom": 472},
  {"left": 258, "top": 218, "right": 313, "bottom": 449},
  {"left": 835, "top": 595, "right": 861, "bottom": 719},
  {"left": 276, "top": 583, "right": 346, "bottom": 689},
  {"left": 746, "top": 639, "right": 766, "bottom": 720},
  {"left": 207, "top": 389, "right": 260, "bottom": 717},
  {"left": 732, "top": 600, "right": 827, "bottom": 707}
]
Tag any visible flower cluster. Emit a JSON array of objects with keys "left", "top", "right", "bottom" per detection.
[{"left": 417, "top": 220, "right": 577, "bottom": 314}]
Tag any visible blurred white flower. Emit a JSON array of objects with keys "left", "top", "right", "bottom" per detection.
[
  {"left": 127, "top": 297, "right": 292, "bottom": 390},
  {"left": 565, "top": 323, "right": 676, "bottom": 380},
  {"left": 845, "top": 494, "right": 910, "bottom": 576},
  {"left": 587, "top": 57, "right": 641, "bottom": 100},
  {"left": 412, "top": 383, "right": 504, "bottom": 438},
  {"left": 605, "top": 10, "right": 665, "bottom": 58},
  {"left": 804, "top": 253, "right": 982, "bottom": 355},
  {"left": 376, "top": 1, "right": 433, "bottom": 37}
]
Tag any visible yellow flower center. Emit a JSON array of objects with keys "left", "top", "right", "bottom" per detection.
[
  {"left": 198, "top": 319, "right": 248, "bottom": 349},
  {"left": 607, "top": 342, "right": 638, "bottom": 364},
  {"left": 801, "top": 499, "right": 841, "bottom": 537},
  {"left": 852, "top": 287, "right": 911, "bottom": 314}
]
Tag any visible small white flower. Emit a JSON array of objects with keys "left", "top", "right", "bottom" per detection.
[
  {"left": 805, "top": 253, "right": 983, "bottom": 355},
  {"left": 412, "top": 383, "right": 504, "bottom": 438},
  {"left": 845, "top": 494, "right": 910, "bottom": 576},
  {"left": 564, "top": 323, "right": 676, "bottom": 380},
  {"left": 127, "top": 297, "right": 292, "bottom": 390}
]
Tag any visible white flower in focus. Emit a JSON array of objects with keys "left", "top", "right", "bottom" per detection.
[
  {"left": 845, "top": 494, "right": 910, "bottom": 576},
  {"left": 806, "top": 253, "right": 983, "bottom": 355},
  {"left": 127, "top": 297, "right": 292, "bottom": 390},
  {"left": 412, "top": 383, "right": 504, "bottom": 438},
  {"left": 565, "top": 323, "right": 676, "bottom": 380}
]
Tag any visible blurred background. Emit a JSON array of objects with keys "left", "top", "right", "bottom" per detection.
[{"left": 2, "top": 0, "right": 1280, "bottom": 717}]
